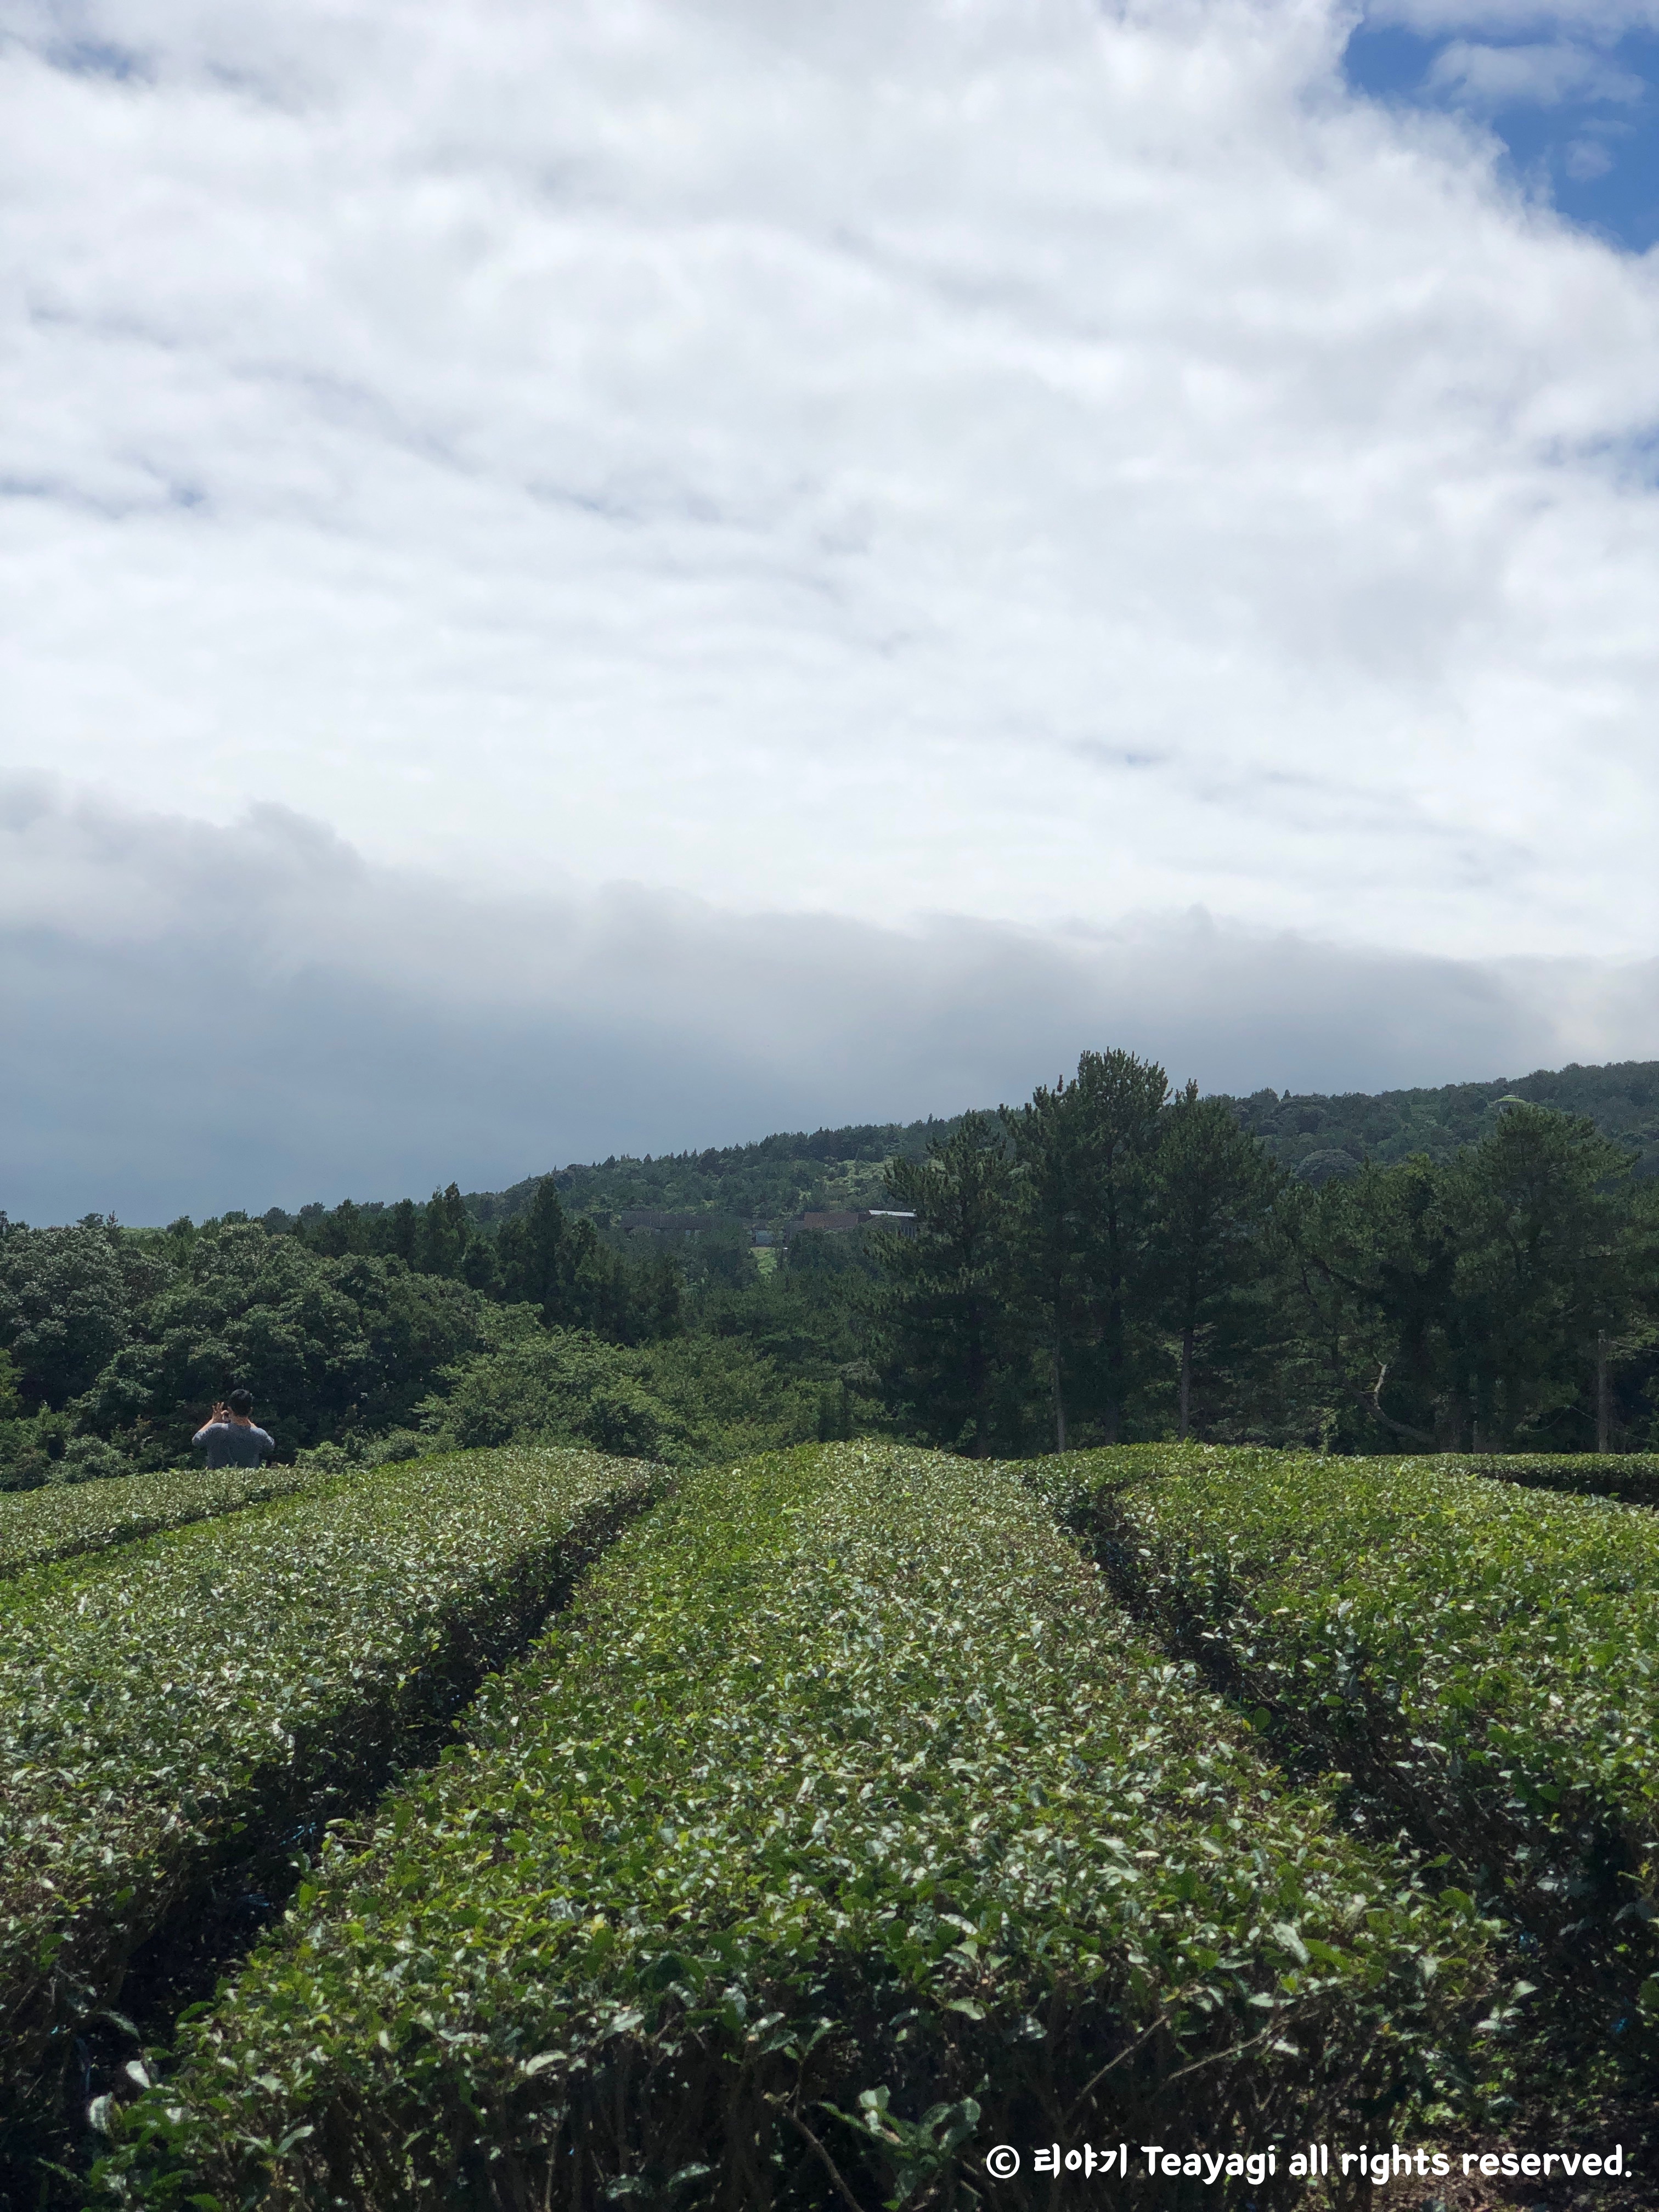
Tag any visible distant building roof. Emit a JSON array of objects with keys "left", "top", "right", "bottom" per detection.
[{"left": 783, "top": 1207, "right": 917, "bottom": 1238}]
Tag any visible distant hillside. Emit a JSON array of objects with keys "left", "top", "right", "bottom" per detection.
[
  {"left": 465, "top": 1118, "right": 967, "bottom": 1230},
  {"left": 1231, "top": 1058, "right": 1659, "bottom": 1184},
  {"left": 464, "top": 1058, "right": 1659, "bottom": 1227}
]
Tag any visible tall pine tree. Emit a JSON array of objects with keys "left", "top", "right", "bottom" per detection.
[
  {"left": 1151, "top": 1084, "right": 1276, "bottom": 1439},
  {"left": 1002, "top": 1049, "right": 1167, "bottom": 1447},
  {"left": 877, "top": 1114, "right": 1018, "bottom": 1456}
]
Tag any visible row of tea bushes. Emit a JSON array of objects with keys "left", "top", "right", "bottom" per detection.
[
  {"left": 1036, "top": 1448, "right": 1659, "bottom": 2063},
  {"left": 97, "top": 1444, "right": 1494, "bottom": 2211},
  {"left": 0, "top": 1458, "right": 349, "bottom": 1578},
  {"left": 1, "top": 1447, "right": 653, "bottom": 2145},
  {"left": 1432, "top": 1453, "right": 1659, "bottom": 1512},
  {"left": 1017, "top": 1441, "right": 1659, "bottom": 1514}
]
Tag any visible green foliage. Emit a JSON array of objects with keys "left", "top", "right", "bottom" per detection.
[
  {"left": 1231, "top": 1059, "right": 1659, "bottom": 1181},
  {"left": 420, "top": 1325, "right": 820, "bottom": 1465},
  {"left": 496, "top": 1175, "right": 592, "bottom": 1319},
  {"left": 873, "top": 1084, "right": 1659, "bottom": 1458},
  {"left": 417, "top": 1181, "right": 472, "bottom": 1278},
  {"left": 877, "top": 1057, "right": 1284, "bottom": 1453},
  {"left": 0, "top": 1202, "right": 806, "bottom": 1489},
  {"left": 1271, "top": 1108, "right": 1657, "bottom": 1452},
  {"left": 1151, "top": 1084, "right": 1279, "bottom": 1441},
  {"left": 877, "top": 1114, "right": 1023, "bottom": 1456},
  {"left": 1039, "top": 1444, "right": 1659, "bottom": 2070},
  {"left": 458, "top": 1061, "right": 1659, "bottom": 1458},
  {"left": 0, "top": 1459, "right": 355, "bottom": 1578},
  {"left": 1002, "top": 1048, "right": 1170, "bottom": 1450},
  {"left": 278, "top": 1178, "right": 685, "bottom": 1345},
  {"left": 690, "top": 1254, "right": 889, "bottom": 1441},
  {"left": 495, "top": 1176, "right": 682, "bottom": 1341},
  {"left": 452, "top": 1058, "right": 1659, "bottom": 1229},
  {"left": 0, "top": 1405, "right": 74, "bottom": 1492},
  {"left": 0, "top": 1447, "right": 652, "bottom": 2138},
  {"left": 99, "top": 1447, "right": 1491, "bottom": 2209},
  {"left": 1437, "top": 1108, "right": 1651, "bottom": 1443},
  {"left": 1452, "top": 1452, "right": 1659, "bottom": 1510},
  {"left": 72, "top": 1222, "right": 485, "bottom": 1464},
  {"left": 17, "top": 1063, "right": 1659, "bottom": 1487},
  {"left": 471, "top": 1121, "right": 959, "bottom": 1228},
  {"left": 0, "top": 1220, "right": 167, "bottom": 1407},
  {"left": 53, "top": 1435, "right": 131, "bottom": 1482}
]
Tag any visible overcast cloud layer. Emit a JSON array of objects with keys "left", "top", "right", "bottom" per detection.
[
  {"left": 4, "top": 0, "right": 1659, "bottom": 1214},
  {"left": 5, "top": 782, "right": 1659, "bottom": 1224}
]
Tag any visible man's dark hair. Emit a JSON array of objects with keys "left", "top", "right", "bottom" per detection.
[{"left": 227, "top": 1388, "right": 254, "bottom": 1417}]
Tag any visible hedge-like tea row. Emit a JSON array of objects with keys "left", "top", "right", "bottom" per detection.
[
  {"left": 1, "top": 1447, "right": 651, "bottom": 2138},
  {"left": 100, "top": 1444, "right": 1492, "bottom": 2211},
  {"left": 1038, "top": 1448, "right": 1659, "bottom": 2053},
  {"left": 0, "top": 1460, "right": 348, "bottom": 1579},
  {"left": 1435, "top": 1453, "right": 1659, "bottom": 1512},
  {"left": 1025, "top": 1442, "right": 1659, "bottom": 1511}
]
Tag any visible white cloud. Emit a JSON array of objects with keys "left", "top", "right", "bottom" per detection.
[
  {"left": 1365, "top": 1, "right": 1659, "bottom": 33},
  {"left": 1425, "top": 36, "right": 1645, "bottom": 104},
  {"left": 0, "top": 0, "right": 1657, "bottom": 981},
  {"left": 2, "top": 781, "right": 1654, "bottom": 1223},
  {"left": 1564, "top": 133, "right": 1619, "bottom": 173}
]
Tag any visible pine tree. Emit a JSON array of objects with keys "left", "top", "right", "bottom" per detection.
[
  {"left": 497, "top": 1177, "right": 570, "bottom": 1319},
  {"left": 386, "top": 1198, "right": 419, "bottom": 1266},
  {"left": 1152, "top": 1084, "right": 1276, "bottom": 1440},
  {"left": 1002, "top": 1049, "right": 1167, "bottom": 1448},
  {"left": 877, "top": 1114, "right": 1018, "bottom": 1456},
  {"left": 419, "top": 1184, "right": 471, "bottom": 1279}
]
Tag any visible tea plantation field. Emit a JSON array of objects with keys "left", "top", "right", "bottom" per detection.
[{"left": 1, "top": 1442, "right": 1655, "bottom": 2208}]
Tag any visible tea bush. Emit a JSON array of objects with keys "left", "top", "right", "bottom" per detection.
[
  {"left": 1037, "top": 1447, "right": 1659, "bottom": 2061},
  {"left": 1429, "top": 1452, "right": 1659, "bottom": 1511},
  {"left": 1, "top": 1447, "right": 653, "bottom": 2139},
  {"left": 0, "top": 1459, "right": 351, "bottom": 1578},
  {"left": 98, "top": 1445, "right": 1492, "bottom": 2210}
]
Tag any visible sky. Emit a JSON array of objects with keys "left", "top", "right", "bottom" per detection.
[{"left": 3, "top": 0, "right": 1659, "bottom": 1220}]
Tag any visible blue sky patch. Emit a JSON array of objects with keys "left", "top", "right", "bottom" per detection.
[{"left": 1345, "top": 19, "right": 1659, "bottom": 252}]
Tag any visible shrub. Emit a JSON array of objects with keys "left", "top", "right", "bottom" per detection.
[
  {"left": 421, "top": 1327, "right": 817, "bottom": 1465},
  {"left": 54, "top": 1436, "right": 132, "bottom": 1484}
]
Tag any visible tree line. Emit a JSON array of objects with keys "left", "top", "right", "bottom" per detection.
[
  {"left": 4, "top": 1046, "right": 1656, "bottom": 1487},
  {"left": 257, "top": 1181, "right": 683, "bottom": 1343},
  {"left": 0, "top": 1201, "right": 797, "bottom": 1486},
  {"left": 877, "top": 1049, "right": 1659, "bottom": 1457}
]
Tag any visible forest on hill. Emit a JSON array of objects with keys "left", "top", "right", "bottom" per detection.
[
  {"left": 5, "top": 1049, "right": 1659, "bottom": 1486},
  {"left": 468, "top": 1054, "right": 1659, "bottom": 1226}
]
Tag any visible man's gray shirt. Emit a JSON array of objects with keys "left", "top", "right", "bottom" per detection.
[{"left": 192, "top": 1420, "right": 276, "bottom": 1469}]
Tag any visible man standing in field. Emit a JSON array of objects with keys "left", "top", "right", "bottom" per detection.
[{"left": 192, "top": 1389, "right": 276, "bottom": 1468}]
